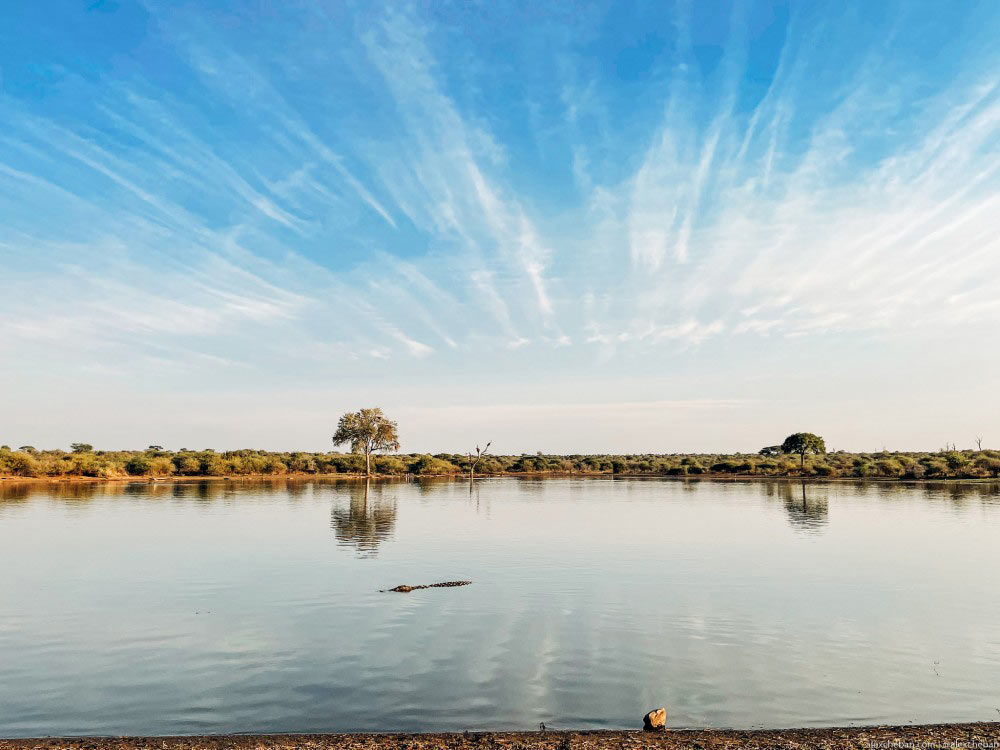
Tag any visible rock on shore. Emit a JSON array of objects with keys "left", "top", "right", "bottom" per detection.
[{"left": 642, "top": 708, "right": 666, "bottom": 731}]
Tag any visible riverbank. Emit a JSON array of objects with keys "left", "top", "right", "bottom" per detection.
[
  {"left": 4, "top": 724, "right": 999, "bottom": 750},
  {"left": 3, "top": 447, "right": 998, "bottom": 483}
]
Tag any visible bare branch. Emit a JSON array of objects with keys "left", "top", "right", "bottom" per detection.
[{"left": 469, "top": 440, "right": 493, "bottom": 480}]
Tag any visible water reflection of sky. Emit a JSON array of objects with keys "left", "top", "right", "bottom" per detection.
[{"left": 1, "top": 477, "right": 999, "bottom": 736}]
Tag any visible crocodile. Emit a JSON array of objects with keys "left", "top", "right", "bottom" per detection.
[{"left": 383, "top": 581, "right": 472, "bottom": 593}]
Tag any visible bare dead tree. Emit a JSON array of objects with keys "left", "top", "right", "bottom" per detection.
[
  {"left": 468, "top": 441, "right": 492, "bottom": 482},
  {"left": 976, "top": 436, "right": 983, "bottom": 451}
]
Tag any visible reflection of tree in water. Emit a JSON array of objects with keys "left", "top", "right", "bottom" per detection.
[
  {"left": 940, "top": 481, "right": 1000, "bottom": 506},
  {"left": 0, "top": 482, "right": 34, "bottom": 503},
  {"left": 758, "top": 480, "right": 824, "bottom": 531},
  {"left": 330, "top": 481, "right": 397, "bottom": 557},
  {"left": 0, "top": 481, "right": 102, "bottom": 503},
  {"left": 780, "top": 482, "right": 829, "bottom": 533}
]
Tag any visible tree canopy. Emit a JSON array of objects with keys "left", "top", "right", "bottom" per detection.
[
  {"left": 332, "top": 407, "right": 400, "bottom": 477},
  {"left": 781, "top": 433, "right": 826, "bottom": 466}
]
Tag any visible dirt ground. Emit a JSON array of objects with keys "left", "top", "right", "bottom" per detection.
[{"left": 3, "top": 724, "right": 999, "bottom": 750}]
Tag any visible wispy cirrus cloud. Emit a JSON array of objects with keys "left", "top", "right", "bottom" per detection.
[{"left": 1, "top": 1, "right": 998, "bottom": 449}]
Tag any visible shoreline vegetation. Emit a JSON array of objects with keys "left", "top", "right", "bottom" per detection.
[
  {"left": 2, "top": 723, "right": 999, "bottom": 749},
  {"left": 2, "top": 445, "right": 999, "bottom": 482}
]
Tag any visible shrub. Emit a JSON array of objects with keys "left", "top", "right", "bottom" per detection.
[
  {"left": 922, "top": 458, "right": 949, "bottom": 477},
  {"left": 125, "top": 456, "right": 152, "bottom": 476},
  {"left": 476, "top": 457, "right": 503, "bottom": 474},
  {"left": 975, "top": 456, "right": 1000, "bottom": 478},
  {"left": 173, "top": 455, "right": 201, "bottom": 475},
  {"left": 328, "top": 453, "right": 366, "bottom": 474},
  {"left": 200, "top": 456, "right": 227, "bottom": 476},
  {"left": 852, "top": 462, "right": 873, "bottom": 478},
  {"left": 875, "top": 459, "right": 904, "bottom": 478},
  {"left": 149, "top": 457, "right": 175, "bottom": 477},
  {"left": 374, "top": 456, "right": 407, "bottom": 475},
  {"left": 288, "top": 454, "right": 318, "bottom": 473},
  {"left": 944, "top": 452, "right": 970, "bottom": 472},
  {"left": 262, "top": 457, "right": 288, "bottom": 474},
  {"left": 6, "top": 452, "right": 40, "bottom": 477},
  {"left": 410, "top": 455, "right": 459, "bottom": 475},
  {"left": 71, "top": 454, "right": 102, "bottom": 477}
]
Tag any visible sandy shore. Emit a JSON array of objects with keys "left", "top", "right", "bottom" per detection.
[{"left": 3, "top": 724, "right": 999, "bottom": 750}]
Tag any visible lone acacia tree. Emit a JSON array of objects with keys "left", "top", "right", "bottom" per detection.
[
  {"left": 781, "top": 432, "right": 826, "bottom": 469},
  {"left": 332, "top": 407, "right": 400, "bottom": 478}
]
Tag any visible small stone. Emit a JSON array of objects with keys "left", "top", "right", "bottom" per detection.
[{"left": 643, "top": 707, "right": 666, "bottom": 731}]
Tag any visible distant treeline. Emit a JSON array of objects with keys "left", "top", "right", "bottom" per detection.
[{"left": 2, "top": 445, "right": 1000, "bottom": 480}]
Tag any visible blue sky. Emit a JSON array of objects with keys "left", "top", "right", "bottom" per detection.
[{"left": 1, "top": 1, "right": 999, "bottom": 453}]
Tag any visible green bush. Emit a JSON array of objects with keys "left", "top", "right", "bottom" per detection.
[
  {"left": 7, "top": 452, "right": 40, "bottom": 477},
  {"left": 173, "top": 455, "right": 201, "bottom": 475},
  {"left": 125, "top": 456, "right": 152, "bottom": 476},
  {"left": 975, "top": 456, "right": 1000, "bottom": 478},
  {"left": 922, "top": 458, "right": 949, "bottom": 477},
  {"left": 288, "top": 454, "right": 318, "bottom": 473},
  {"left": 148, "top": 457, "right": 175, "bottom": 477},
  {"left": 200, "top": 456, "right": 227, "bottom": 476},
  {"left": 410, "top": 455, "right": 459, "bottom": 475},
  {"left": 260, "top": 457, "right": 286, "bottom": 474},
  {"left": 374, "top": 456, "right": 407, "bottom": 474},
  {"left": 875, "top": 459, "right": 904, "bottom": 478},
  {"left": 944, "top": 452, "right": 969, "bottom": 472}
]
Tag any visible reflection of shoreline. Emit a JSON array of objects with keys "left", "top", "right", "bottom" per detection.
[
  {"left": 3, "top": 476, "right": 999, "bottom": 506},
  {"left": 0, "top": 473, "right": 379, "bottom": 484},
  {"left": 5, "top": 472, "right": 1000, "bottom": 485},
  {"left": 0, "top": 477, "right": 401, "bottom": 502}
]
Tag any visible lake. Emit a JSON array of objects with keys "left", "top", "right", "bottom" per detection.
[{"left": 1, "top": 477, "right": 999, "bottom": 737}]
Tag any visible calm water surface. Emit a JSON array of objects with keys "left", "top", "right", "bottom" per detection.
[{"left": 1, "top": 477, "right": 999, "bottom": 736}]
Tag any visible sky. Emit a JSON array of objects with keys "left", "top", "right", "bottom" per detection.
[{"left": 1, "top": 1, "right": 999, "bottom": 454}]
